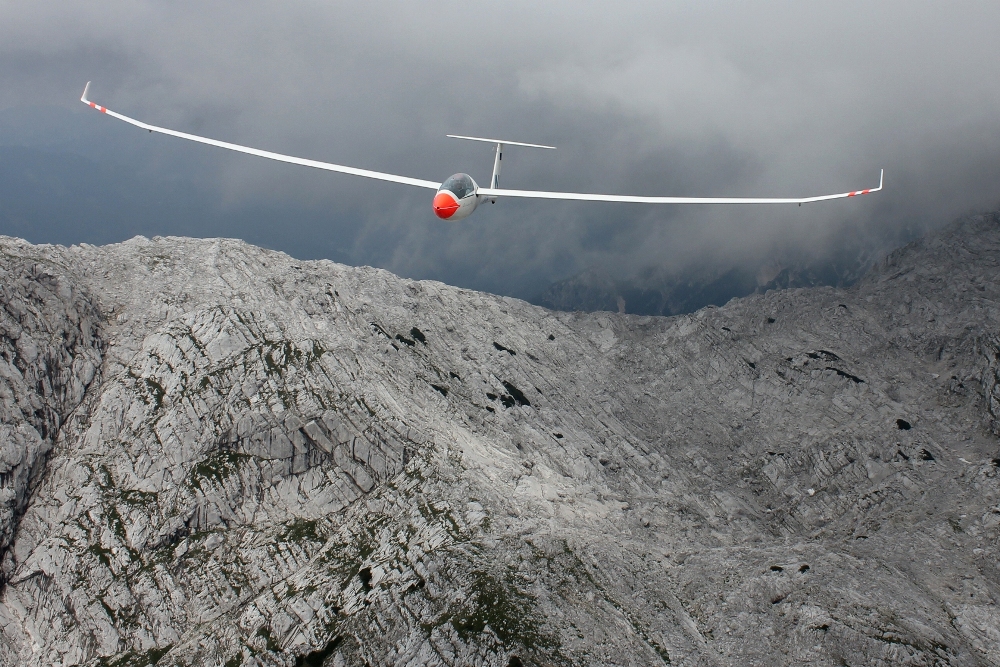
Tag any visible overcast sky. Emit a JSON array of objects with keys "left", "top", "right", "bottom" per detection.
[{"left": 2, "top": 1, "right": 999, "bottom": 299}]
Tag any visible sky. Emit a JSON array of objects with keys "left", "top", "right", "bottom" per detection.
[{"left": 2, "top": 1, "right": 999, "bottom": 301}]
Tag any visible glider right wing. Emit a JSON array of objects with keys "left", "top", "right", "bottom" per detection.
[{"left": 476, "top": 169, "right": 883, "bottom": 205}]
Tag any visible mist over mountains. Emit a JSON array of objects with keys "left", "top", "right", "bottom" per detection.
[
  {"left": 533, "top": 232, "right": 897, "bottom": 317},
  {"left": 533, "top": 258, "right": 865, "bottom": 318}
]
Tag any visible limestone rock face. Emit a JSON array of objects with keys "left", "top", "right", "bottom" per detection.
[
  {"left": 0, "top": 255, "right": 102, "bottom": 583},
  {"left": 0, "top": 213, "right": 998, "bottom": 666}
]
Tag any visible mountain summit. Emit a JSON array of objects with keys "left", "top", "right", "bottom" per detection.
[{"left": 0, "top": 213, "right": 998, "bottom": 666}]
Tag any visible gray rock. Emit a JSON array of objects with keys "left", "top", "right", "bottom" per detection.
[
  {"left": 0, "top": 253, "right": 102, "bottom": 584},
  {"left": 0, "top": 213, "right": 997, "bottom": 666}
]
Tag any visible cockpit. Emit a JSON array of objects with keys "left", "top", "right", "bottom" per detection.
[{"left": 440, "top": 173, "right": 476, "bottom": 199}]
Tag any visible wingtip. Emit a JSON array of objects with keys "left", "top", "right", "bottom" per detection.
[
  {"left": 879, "top": 168, "right": 884, "bottom": 190},
  {"left": 81, "top": 81, "right": 91, "bottom": 104}
]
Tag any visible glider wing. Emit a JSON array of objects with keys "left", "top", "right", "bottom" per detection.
[
  {"left": 80, "top": 82, "right": 441, "bottom": 190},
  {"left": 477, "top": 170, "right": 883, "bottom": 204}
]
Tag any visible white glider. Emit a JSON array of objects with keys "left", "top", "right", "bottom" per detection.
[{"left": 81, "top": 82, "right": 882, "bottom": 221}]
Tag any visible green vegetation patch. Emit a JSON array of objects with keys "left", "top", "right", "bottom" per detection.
[
  {"left": 421, "top": 502, "right": 463, "bottom": 541},
  {"left": 316, "top": 512, "right": 392, "bottom": 588},
  {"left": 281, "top": 518, "right": 323, "bottom": 544},
  {"left": 189, "top": 450, "right": 249, "bottom": 491},
  {"left": 120, "top": 489, "right": 159, "bottom": 508},
  {"left": 263, "top": 340, "right": 327, "bottom": 375},
  {"left": 94, "top": 644, "right": 172, "bottom": 667},
  {"left": 448, "top": 570, "right": 556, "bottom": 653}
]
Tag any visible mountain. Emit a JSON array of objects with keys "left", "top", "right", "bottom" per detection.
[{"left": 0, "top": 212, "right": 998, "bottom": 666}]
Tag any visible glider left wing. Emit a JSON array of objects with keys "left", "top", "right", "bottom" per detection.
[{"left": 80, "top": 82, "right": 441, "bottom": 190}]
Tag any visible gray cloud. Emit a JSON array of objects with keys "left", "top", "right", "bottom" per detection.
[{"left": 2, "top": 1, "right": 999, "bottom": 298}]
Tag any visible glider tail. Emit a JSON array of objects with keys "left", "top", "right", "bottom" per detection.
[
  {"left": 446, "top": 135, "right": 555, "bottom": 204},
  {"left": 490, "top": 143, "right": 502, "bottom": 202}
]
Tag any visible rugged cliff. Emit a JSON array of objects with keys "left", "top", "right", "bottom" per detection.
[{"left": 0, "top": 212, "right": 998, "bottom": 666}]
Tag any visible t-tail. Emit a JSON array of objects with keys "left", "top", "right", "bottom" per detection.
[{"left": 446, "top": 135, "right": 555, "bottom": 203}]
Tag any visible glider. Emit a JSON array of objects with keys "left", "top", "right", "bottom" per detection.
[{"left": 81, "top": 82, "right": 883, "bottom": 221}]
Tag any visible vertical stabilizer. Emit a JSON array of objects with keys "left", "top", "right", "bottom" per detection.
[{"left": 490, "top": 143, "right": 503, "bottom": 203}]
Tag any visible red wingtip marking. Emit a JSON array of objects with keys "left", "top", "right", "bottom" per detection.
[
  {"left": 847, "top": 191, "right": 857, "bottom": 197},
  {"left": 861, "top": 189, "right": 870, "bottom": 195}
]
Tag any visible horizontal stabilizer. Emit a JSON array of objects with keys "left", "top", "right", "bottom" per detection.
[{"left": 447, "top": 135, "right": 555, "bottom": 149}]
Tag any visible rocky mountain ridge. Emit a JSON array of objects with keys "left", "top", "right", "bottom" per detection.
[{"left": 0, "top": 212, "right": 998, "bottom": 666}]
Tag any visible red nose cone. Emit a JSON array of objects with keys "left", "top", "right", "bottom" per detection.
[{"left": 433, "top": 191, "right": 460, "bottom": 219}]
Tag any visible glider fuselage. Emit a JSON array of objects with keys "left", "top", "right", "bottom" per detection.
[{"left": 433, "top": 173, "right": 481, "bottom": 220}]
